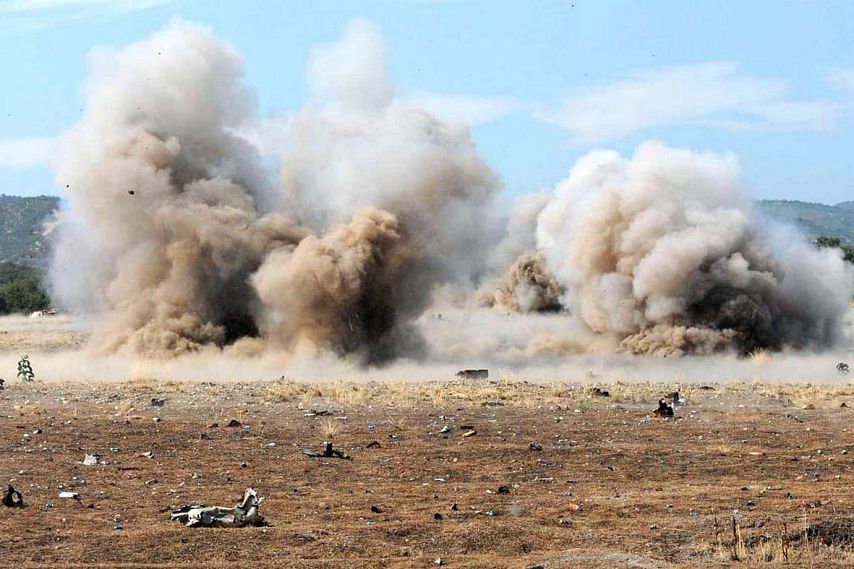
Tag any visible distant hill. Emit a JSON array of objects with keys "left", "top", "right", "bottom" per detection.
[
  {"left": 758, "top": 199, "right": 854, "bottom": 243},
  {"left": 0, "top": 195, "right": 59, "bottom": 266},
  {"left": 0, "top": 196, "right": 849, "bottom": 268}
]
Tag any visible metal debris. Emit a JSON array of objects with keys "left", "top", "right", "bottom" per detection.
[
  {"left": 838, "top": 362, "right": 850, "bottom": 374},
  {"left": 82, "top": 453, "right": 99, "bottom": 466},
  {"left": 653, "top": 399, "right": 674, "bottom": 419},
  {"left": 170, "top": 488, "right": 266, "bottom": 528},
  {"left": 58, "top": 491, "right": 79, "bottom": 500},
  {"left": 3, "top": 485, "right": 24, "bottom": 508}
]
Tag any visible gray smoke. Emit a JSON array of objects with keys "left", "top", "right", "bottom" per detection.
[
  {"left": 49, "top": 19, "right": 498, "bottom": 363},
  {"left": 534, "top": 142, "right": 854, "bottom": 355}
]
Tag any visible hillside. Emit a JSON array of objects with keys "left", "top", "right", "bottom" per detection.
[
  {"left": 0, "top": 194, "right": 59, "bottom": 266},
  {"left": 758, "top": 199, "right": 854, "bottom": 243},
  {"left": 0, "top": 196, "right": 850, "bottom": 267}
]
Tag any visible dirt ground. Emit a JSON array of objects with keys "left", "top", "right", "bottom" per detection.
[{"left": 1, "top": 379, "right": 853, "bottom": 568}]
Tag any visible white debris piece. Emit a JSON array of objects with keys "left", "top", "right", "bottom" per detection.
[{"left": 170, "top": 488, "right": 266, "bottom": 528}]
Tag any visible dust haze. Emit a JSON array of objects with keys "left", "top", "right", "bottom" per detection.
[{"left": 33, "top": 18, "right": 854, "bottom": 381}]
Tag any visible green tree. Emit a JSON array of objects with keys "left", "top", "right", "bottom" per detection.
[
  {"left": 0, "top": 262, "right": 50, "bottom": 315},
  {"left": 815, "top": 235, "right": 854, "bottom": 264}
]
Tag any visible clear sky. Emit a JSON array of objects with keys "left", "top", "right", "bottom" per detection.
[{"left": 1, "top": 0, "right": 854, "bottom": 205}]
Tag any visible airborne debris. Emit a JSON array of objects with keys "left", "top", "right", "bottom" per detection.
[
  {"left": 3, "top": 485, "right": 24, "bottom": 508},
  {"left": 455, "top": 369, "right": 488, "bottom": 380},
  {"left": 839, "top": 362, "right": 850, "bottom": 374},
  {"left": 301, "top": 441, "right": 351, "bottom": 460},
  {"left": 170, "top": 488, "right": 266, "bottom": 528}
]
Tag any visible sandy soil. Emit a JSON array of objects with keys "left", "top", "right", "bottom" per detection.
[{"left": 1, "top": 379, "right": 853, "bottom": 568}]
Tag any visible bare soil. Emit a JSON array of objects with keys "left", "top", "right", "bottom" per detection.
[{"left": 1, "top": 380, "right": 853, "bottom": 568}]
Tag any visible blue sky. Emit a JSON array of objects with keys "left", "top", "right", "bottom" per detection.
[{"left": 1, "top": 0, "right": 854, "bottom": 204}]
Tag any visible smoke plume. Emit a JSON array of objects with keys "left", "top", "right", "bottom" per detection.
[
  {"left": 534, "top": 142, "right": 854, "bottom": 355},
  {"left": 49, "top": 19, "right": 498, "bottom": 362}
]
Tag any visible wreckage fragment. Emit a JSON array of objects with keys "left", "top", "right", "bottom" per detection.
[
  {"left": 170, "top": 488, "right": 266, "bottom": 528},
  {"left": 3, "top": 485, "right": 24, "bottom": 508},
  {"left": 652, "top": 399, "right": 674, "bottom": 419}
]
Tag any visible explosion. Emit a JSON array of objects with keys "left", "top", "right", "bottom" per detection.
[
  {"left": 48, "top": 19, "right": 852, "bottom": 364},
  {"left": 534, "top": 143, "right": 854, "bottom": 355},
  {"left": 49, "top": 19, "right": 497, "bottom": 362}
]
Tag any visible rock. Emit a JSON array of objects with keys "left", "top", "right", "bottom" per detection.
[
  {"left": 82, "top": 453, "right": 99, "bottom": 466},
  {"left": 434, "top": 512, "right": 443, "bottom": 520},
  {"left": 226, "top": 419, "right": 242, "bottom": 428},
  {"left": 366, "top": 441, "right": 381, "bottom": 449},
  {"left": 370, "top": 505, "right": 383, "bottom": 513},
  {"left": 497, "top": 485, "right": 510, "bottom": 494},
  {"left": 58, "top": 491, "right": 79, "bottom": 500},
  {"left": 455, "top": 369, "right": 488, "bottom": 380},
  {"left": 462, "top": 430, "right": 477, "bottom": 438},
  {"left": 529, "top": 442, "right": 543, "bottom": 451}
]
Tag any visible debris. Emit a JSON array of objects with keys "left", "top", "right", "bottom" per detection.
[
  {"left": 433, "top": 512, "right": 444, "bottom": 520},
  {"left": 434, "top": 558, "right": 443, "bottom": 566},
  {"left": 171, "top": 488, "right": 266, "bottom": 528},
  {"left": 0, "top": 378, "right": 4, "bottom": 390},
  {"left": 481, "top": 400, "right": 506, "bottom": 407},
  {"left": 451, "top": 503, "right": 458, "bottom": 511},
  {"left": 301, "top": 441, "right": 351, "bottom": 460},
  {"left": 226, "top": 419, "right": 242, "bottom": 428},
  {"left": 366, "top": 441, "right": 382, "bottom": 449},
  {"left": 590, "top": 387, "right": 610, "bottom": 397},
  {"left": 438, "top": 425, "right": 451, "bottom": 434},
  {"left": 462, "top": 429, "right": 477, "bottom": 438},
  {"left": 82, "top": 453, "right": 99, "bottom": 466},
  {"left": 3, "top": 485, "right": 24, "bottom": 508},
  {"left": 113, "top": 514, "right": 123, "bottom": 530},
  {"left": 455, "top": 369, "right": 488, "bottom": 380},
  {"left": 128, "top": 190, "right": 135, "bottom": 196},
  {"left": 652, "top": 399, "right": 674, "bottom": 419},
  {"left": 150, "top": 398, "right": 165, "bottom": 407},
  {"left": 529, "top": 442, "right": 543, "bottom": 451},
  {"left": 370, "top": 505, "right": 383, "bottom": 513},
  {"left": 58, "top": 491, "right": 79, "bottom": 500},
  {"left": 486, "top": 510, "right": 496, "bottom": 517},
  {"left": 497, "top": 485, "right": 510, "bottom": 494},
  {"left": 838, "top": 362, "right": 850, "bottom": 374},
  {"left": 841, "top": 402, "right": 848, "bottom": 408}
]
